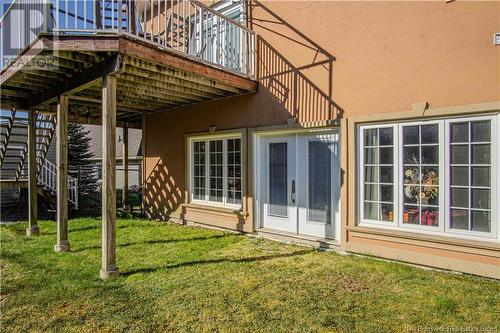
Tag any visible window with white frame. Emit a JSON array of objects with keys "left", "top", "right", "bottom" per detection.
[
  {"left": 190, "top": 135, "right": 242, "bottom": 207},
  {"left": 449, "top": 120, "right": 492, "bottom": 233},
  {"left": 362, "top": 126, "right": 395, "bottom": 222},
  {"left": 358, "top": 115, "right": 498, "bottom": 239}
]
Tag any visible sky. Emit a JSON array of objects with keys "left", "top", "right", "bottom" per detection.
[{"left": 1, "top": 0, "right": 12, "bottom": 17}]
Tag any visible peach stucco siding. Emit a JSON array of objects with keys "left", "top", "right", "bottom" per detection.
[
  {"left": 144, "top": 1, "right": 500, "bottom": 277},
  {"left": 251, "top": 1, "right": 500, "bottom": 116}
]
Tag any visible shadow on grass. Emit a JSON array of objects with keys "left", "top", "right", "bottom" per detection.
[
  {"left": 71, "top": 234, "right": 231, "bottom": 252},
  {"left": 39, "top": 220, "right": 165, "bottom": 236},
  {"left": 121, "top": 249, "right": 313, "bottom": 277}
]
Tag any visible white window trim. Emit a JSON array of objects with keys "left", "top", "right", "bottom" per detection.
[
  {"left": 188, "top": 132, "right": 243, "bottom": 210},
  {"left": 443, "top": 115, "right": 498, "bottom": 239},
  {"left": 357, "top": 114, "right": 499, "bottom": 242},
  {"left": 358, "top": 123, "right": 399, "bottom": 227},
  {"left": 397, "top": 120, "right": 445, "bottom": 233}
]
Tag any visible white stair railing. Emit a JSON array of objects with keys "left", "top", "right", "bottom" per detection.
[{"left": 38, "top": 159, "right": 79, "bottom": 209}]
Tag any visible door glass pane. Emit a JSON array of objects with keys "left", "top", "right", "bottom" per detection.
[
  {"left": 308, "top": 141, "right": 331, "bottom": 223},
  {"left": 269, "top": 143, "right": 288, "bottom": 217}
]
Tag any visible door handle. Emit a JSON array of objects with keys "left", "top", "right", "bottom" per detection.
[{"left": 291, "top": 179, "right": 296, "bottom": 204}]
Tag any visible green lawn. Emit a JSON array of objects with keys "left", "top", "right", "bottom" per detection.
[{"left": 1, "top": 218, "right": 499, "bottom": 332}]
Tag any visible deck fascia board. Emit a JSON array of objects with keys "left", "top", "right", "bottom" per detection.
[{"left": 0, "top": 34, "right": 257, "bottom": 127}]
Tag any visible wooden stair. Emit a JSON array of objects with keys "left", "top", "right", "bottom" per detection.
[{"left": 0, "top": 110, "right": 56, "bottom": 182}]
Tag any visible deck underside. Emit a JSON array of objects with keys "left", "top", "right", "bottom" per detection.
[{"left": 1, "top": 35, "right": 258, "bottom": 128}]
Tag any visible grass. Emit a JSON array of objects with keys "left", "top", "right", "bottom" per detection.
[{"left": 1, "top": 218, "right": 499, "bottom": 332}]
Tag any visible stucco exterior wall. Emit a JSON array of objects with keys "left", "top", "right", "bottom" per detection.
[
  {"left": 251, "top": 1, "right": 500, "bottom": 116},
  {"left": 144, "top": 1, "right": 500, "bottom": 277}
]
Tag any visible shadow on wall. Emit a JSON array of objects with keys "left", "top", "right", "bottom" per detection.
[
  {"left": 143, "top": 1, "right": 345, "bottom": 221},
  {"left": 250, "top": 0, "right": 344, "bottom": 122},
  {"left": 257, "top": 37, "right": 343, "bottom": 123},
  {"left": 144, "top": 158, "right": 183, "bottom": 220}
]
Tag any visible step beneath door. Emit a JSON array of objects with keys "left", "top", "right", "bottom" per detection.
[{"left": 256, "top": 228, "right": 340, "bottom": 250}]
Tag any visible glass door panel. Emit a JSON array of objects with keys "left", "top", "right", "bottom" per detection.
[
  {"left": 261, "top": 136, "right": 296, "bottom": 233},
  {"left": 269, "top": 142, "right": 288, "bottom": 217}
]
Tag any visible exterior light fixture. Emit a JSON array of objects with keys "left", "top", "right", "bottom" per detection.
[{"left": 286, "top": 117, "right": 297, "bottom": 128}]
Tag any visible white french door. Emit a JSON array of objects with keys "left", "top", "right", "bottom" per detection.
[
  {"left": 260, "top": 136, "right": 297, "bottom": 233},
  {"left": 258, "top": 131, "right": 340, "bottom": 239}
]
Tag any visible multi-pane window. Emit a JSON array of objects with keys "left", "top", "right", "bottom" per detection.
[
  {"left": 402, "top": 124, "right": 439, "bottom": 226},
  {"left": 358, "top": 115, "right": 497, "bottom": 239},
  {"left": 227, "top": 138, "right": 242, "bottom": 205},
  {"left": 191, "top": 136, "right": 242, "bottom": 207},
  {"left": 209, "top": 140, "right": 223, "bottom": 202},
  {"left": 449, "top": 120, "right": 492, "bottom": 233},
  {"left": 362, "top": 127, "right": 395, "bottom": 222},
  {"left": 193, "top": 141, "right": 206, "bottom": 200}
]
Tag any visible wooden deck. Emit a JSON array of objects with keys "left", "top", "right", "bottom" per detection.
[{"left": 1, "top": 34, "right": 258, "bottom": 128}]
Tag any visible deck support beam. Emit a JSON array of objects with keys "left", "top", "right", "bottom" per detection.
[
  {"left": 141, "top": 115, "right": 146, "bottom": 217},
  {"left": 54, "top": 95, "right": 70, "bottom": 252},
  {"left": 100, "top": 74, "right": 119, "bottom": 279},
  {"left": 26, "top": 110, "right": 39, "bottom": 236},
  {"left": 122, "top": 126, "right": 129, "bottom": 212}
]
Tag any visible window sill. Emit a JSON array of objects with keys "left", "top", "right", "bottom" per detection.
[
  {"left": 347, "top": 225, "right": 500, "bottom": 252},
  {"left": 183, "top": 203, "right": 248, "bottom": 217}
]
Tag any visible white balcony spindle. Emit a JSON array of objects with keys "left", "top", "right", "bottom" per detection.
[{"left": 1, "top": 0, "right": 255, "bottom": 76}]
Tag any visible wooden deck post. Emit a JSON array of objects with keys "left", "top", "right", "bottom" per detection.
[
  {"left": 100, "top": 74, "right": 119, "bottom": 279},
  {"left": 54, "top": 95, "right": 70, "bottom": 252},
  {"left": 141, "top": 115, "right": 146, "bottom": 217},
  {"left": 122, "top": 126, "right": 129, "bottom": 212},
  {"left": 26, "top": 110, "right": 39, "bottom": 236}
]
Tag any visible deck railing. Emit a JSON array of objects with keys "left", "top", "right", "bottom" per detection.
[{"left": 0, "top": 0, "right": 255, "bottom": 77}]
